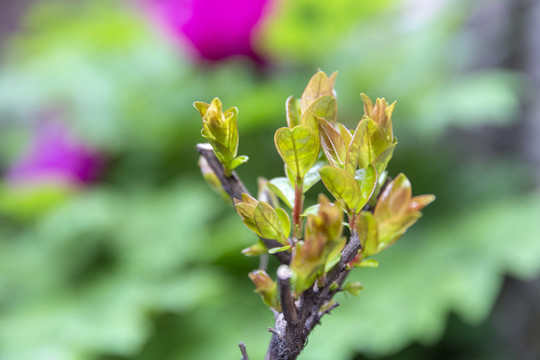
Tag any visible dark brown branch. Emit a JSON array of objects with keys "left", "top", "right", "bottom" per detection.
[
  {"left": 277, "top": 265, "right": 298, "bottom": 324},
  {"left": 239, "top": 342, "right": 250, "bottom": 360},
  {"left": 197, "top": 143, "right": 290, "bottom": 264},
  {"left": 265, "top": 232, "right": 362, "bottom": 360},
  {"left": 198, "top": 144, "right": 366, "bottom": 359}
]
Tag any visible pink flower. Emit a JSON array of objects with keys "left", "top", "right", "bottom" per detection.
[
  {"left": 6, "top": 120, "right": 101, "bottom": 187},
  {"left": 144, "top": 0, "right": 271, "bottom": 62}
]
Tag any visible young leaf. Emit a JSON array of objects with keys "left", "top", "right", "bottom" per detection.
[
  {"left": 254, "top": 201, "right": 286, "bottom": 243},
  {"left": 336, "top": 123, "right": 352, "bottom": 148},
  {"left": 242, "top": 242, "right": 267, "bottom": 256},
  {"left": 276, "top": 207, "right": 291, "bottom": 239},
  {"left": 372, "top": 142, "right": 396, "bottom": 175},
  {"left": 268, "top": 177, "right": 295, "bottom": 208},
  {"left": 300, "top": 71, "right": 333, "bottom": 113},
  {"left": 303, "top": 161, "right": 325, "bottom": 193},
  {"left": 343, "top": 282, "right": 364, "bottom": 296},
  {"left": 345, "top": 118, "right": 369, "bottom": 174},
  {"left": 374, "top": 174, "right": 435, "bottom": 250},
  {"left": 317, "top": 117, "right": 346, "bottom": 168},
  {"left": 275, "top": 126, "right": 320, "bottom": 180},
  {"left": 268, "top": 245, "right": 292, "bottom": 254},
  {"left": 301, "top": 95, "right": 337, "bottom": 131},
  {"left": 354, "top": 164, "right": 378, "bottom": 213},
  {"left": 235, "top": 200, "right": 259, "bottom": 235},
  {"left": 355, "top": 259, "right": 379, "bottom": 268},
  {"left": 357, "top": 118, "right": 390, "bottom": 170},
  {"left": 302, "top": 204, "right": 320, "bottom": 217},
  {"left": 356, "top": 211, "right": 379, "bottom": 258},
  {"left": 286, "top": 95, "right": 301, "bottom": 128},
  {"left": 319, "top": 166, "right": 361, "bottom": 212},
  {"left": 249, "top": 270, "right": 281, "bottom": 311},
  {"left": 360, "top": 93, "right": 373, "bottom": 116},
  {"left": 324, "top": 236, "right": 346, "bottom": 272},
  {"left": 229, "top": 155, "right": 249, "bottom": 171}
]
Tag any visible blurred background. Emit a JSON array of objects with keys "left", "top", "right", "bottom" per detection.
[{"left": 0, "top": 0, "right": 539, "bottom": 359}]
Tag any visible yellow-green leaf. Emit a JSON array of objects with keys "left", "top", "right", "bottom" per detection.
[
  {"left": 345, "top": 118, "right": 369, "bottom": 174},
  {"left": 372, "top": 141, "right": 396, "bottom": 175},
  {"left": 356, "top": 211, "right": 379, "bottom": 258},
  {"left": 357, "top": 118, "right": 390, "bottom": 169},
  {"left": 303, "top": 161, "right": 325, "bottom": 192},
  {"left": 275, "top": 126, "right": 320, "bottom": 180},
  {"left": 317, "top": 116, "right": 346, "bottom": 168},
  {"left": 268, "top": 245, "right": 291, "bottom": 254},
  {"left": 300, "top": 71, "right": 333, "bottom": 113},
  {"left": 354, "top": 164, "right": 378, "bottom": 213},
  {"left": 286, "top": 95, "right": 301, "bottom": 128},
  {"left": 276, "top": 207, "right": 291, "bottom": 239},
  {"left": 268, "top": 177, "right": 295, "bottom": 208},
  {"left": 301, "top": 95, "right": 337, "bottom": 131},
  {"left": 336, "top": 123, "right": 352, "bottom": 148},
  {"left": 242, "top": 242, "right": 267, "bottom": 256},
  {"left": 354, "top": 259, "right": 379, "bottom": 268},
  {"left": 254, "top": 201, "right": 284, "bottom": 242},
  {"left": 229, "top": 155, "right": 249, "bottom": 171},
  {"left": 319, "top": 166, "right": 361, "bottom": 212}
]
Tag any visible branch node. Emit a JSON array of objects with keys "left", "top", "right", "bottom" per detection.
[{"left": 268, "top": 327, "right": 281, "bottom": 338}]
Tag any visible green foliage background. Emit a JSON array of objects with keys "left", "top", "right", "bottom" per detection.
[{"left": 0, "top": 0, "right": 538, "bottom": 359}]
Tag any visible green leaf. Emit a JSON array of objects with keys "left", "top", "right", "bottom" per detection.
[
  {"left": 249, "top": 270, "right": 281, "bottom": 311},
  {"left": 300, "top": 71, "right": 333, "bottom": 113},
  {"left": 241, "top": 242, "right": 267, "bottom": 256},
  {"left": 254, "top": 201, "right": 285, "bottom": 243},
  {"left": 275, "top": 126, "right": 320, "bottom": 180},
  {"left": 319, "top": 166, "right": 361, "bottom": 212},
  {"left": 356, "top": 211, "right": 378, "bottom": 258},
  {"left": 372, "top": 142, "right": 396, "bottom": 175},
  {"left": 268, "top": 245, "right": 292, "bottom": 254},
  {"left": 324, "top": 237, "right": 346, "bottom": 272},
  {"left": 354, "top": 164, "right": 378, "bottom": 213},
  {"left": 303, "top": 161, "right": 325, "bottom": 193},
  {"left": 345, "top": 118, "right": 369, "bottom": 174},
  {"left": 268, "top": 177, "right": 295, "bottom": 208},
  {"left": 357, "top": 118, "right": 390, "bottom": 170},
  {"left": 354, "top": 259, "right": 379, "bottom": 268},
  {"left": 235, "top": 202, "right": 259, "bottom": 236},
  {"left": 276, "top": 207, "right": 291, "bottom": 239},
  {"left": 229, "top": 155, "right": 249, "bottom": 171},
  {"left": 317, "top": 116, "right": 347, "bottom": 168},
  {"left": 343, "top": 281, "right": 364, "bottom": 296},
  {"left": 204, "top": 138, "right": 235, "bottom": 165},
  {"left": 286, "top": 95, "right": 301, "bottom": 128},
  {"left": 336, "top": 123, "right": 352, "bottom": 148},
  {"left": 301, "top": 95, "right": 337, "bottom": 131},
  {"left": 193, "top": 101, "right": 210, "bottom": 117},
  {"left": 302, "top": 204, "right": 320, "bottom": 217}
]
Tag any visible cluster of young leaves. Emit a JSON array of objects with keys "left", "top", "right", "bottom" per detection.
[
  {"left": 196, "top": 71, "right": 434, "bottom": 308},
  {"left": 194, "top": 98, "right": 248, "bottom": 176}
]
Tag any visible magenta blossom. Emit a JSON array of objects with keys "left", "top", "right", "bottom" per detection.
[
  {"left": 6, "top": 121, "right": 101, "bottom": 187},
  {"left": 144, "top": 0, "right": 271, "bottom": 62}
]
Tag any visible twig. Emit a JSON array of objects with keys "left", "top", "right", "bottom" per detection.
[
  {"left": 239, "top": 342, "right": 250, "bottom": 360},
  {"left": 197, "top": 143, "right": 290, "bottom": 264},
  {"left": 267, "top": 327, "right": 281, "bottom": 337},
  {"left": 277, "top": 265, "right": 298, "bottom": 324}
]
